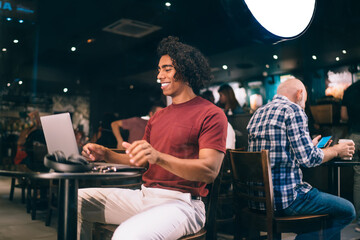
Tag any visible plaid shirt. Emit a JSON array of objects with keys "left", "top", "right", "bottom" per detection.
[{"left": 247, "top": 94, "right": 324, "bottom": 210}]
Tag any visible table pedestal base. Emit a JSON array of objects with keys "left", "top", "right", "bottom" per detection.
[{"left": 58, "top": 179, "right": 78, "bottom": 240}]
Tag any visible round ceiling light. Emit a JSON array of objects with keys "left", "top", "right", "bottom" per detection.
[{"left": 244, "top": 0, "right": 316, "bottom": 40}]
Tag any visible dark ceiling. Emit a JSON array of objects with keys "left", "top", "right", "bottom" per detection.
[{"left": 2, "top": 0, "right": 360, "bottom": 95}]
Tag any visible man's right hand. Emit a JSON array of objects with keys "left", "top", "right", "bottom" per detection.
[
  {"left": 333, "top": 141, "right": 355, "bottom": 159},
  {"left": 82, "top": 143, "right": 109, "bottom": 162}
]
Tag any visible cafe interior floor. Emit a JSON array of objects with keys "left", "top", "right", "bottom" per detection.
[{"left": 0, "top": 177, "right": 360, "bottom": 240}]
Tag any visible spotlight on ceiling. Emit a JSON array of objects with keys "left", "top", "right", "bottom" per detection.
[
  {"left": 223, "top": 0, "right": 316, "bottom": 44},
  {"left": 246, "top": 0, "right": 316, "bottom": 37}
]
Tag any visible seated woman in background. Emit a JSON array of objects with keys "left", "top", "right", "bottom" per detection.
[
  {"left": 217, "top": 84, "right": 244, "bottom": 116},
  {"left": 111, "top": 104, "right": 163, "bottom": 149}
]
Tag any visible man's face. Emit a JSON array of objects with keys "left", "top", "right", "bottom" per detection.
[
  {"left": 219, "top": 92, "right": 227, "bottom": 104},
  {"left": 157, "top": 55, "right": 187, "bottom": 97}
]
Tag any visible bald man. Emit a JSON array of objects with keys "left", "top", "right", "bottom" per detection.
[{"left": 247, "top": 77, "right": 355, "bottom": 240}]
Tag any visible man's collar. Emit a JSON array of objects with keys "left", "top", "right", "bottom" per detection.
[{"left": 273, "top": 94, "right": 290, "bottom": 102}]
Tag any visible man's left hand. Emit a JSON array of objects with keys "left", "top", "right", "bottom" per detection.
[
  {"left": 312, "top": 135, "right": 322, "bottom": 146},
  {"left": 122, "top": 140, "right": 160, "bottom": 166}
]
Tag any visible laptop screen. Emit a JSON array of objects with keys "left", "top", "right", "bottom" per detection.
[{"left": 40, "top": 112, "right": 79, "bottom": 158}]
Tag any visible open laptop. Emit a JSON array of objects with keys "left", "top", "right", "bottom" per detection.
[
  {"left": 40, "top": 112, "right": 79, "bottom": 159},
  {"left": 40, "top": 112, "right": 145, "bottom": 171}
]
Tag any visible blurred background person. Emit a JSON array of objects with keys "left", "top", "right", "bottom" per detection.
[
  {"left": 14, "top": 111, "right": 48, "bottom": 173},
  {"left": 75, "top": 128, "right": 88, "bottom": 152},
  {"left": 217, "top": 83, "right": 244, "bottom": 116},
  {"left": 111, "top": 104, "right": 164, "bottom": 149},
  {"left": 249, "top": 93, "right": 263, "bottom": 114},
  {"left": 14, "top": 115, "right": 37, "bottom": 166},
  {"left": 341, "top": 80, "right": 360, "bottom": 232},
  {"left": 201, "top": 90, "right": 236, "bottom": 149}
]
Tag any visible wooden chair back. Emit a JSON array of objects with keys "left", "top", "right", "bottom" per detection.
[
  {"left": 230, "top": 149, "right": 274, "bottom": 238},
  {"left": 229, "top": 149, "right": 328, "bottom": 240}
]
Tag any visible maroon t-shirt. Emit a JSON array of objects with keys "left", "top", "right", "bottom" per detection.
[
  {"left": 142, "top": 96, "right": 227, "bottom": 197},
  {"left": 122, "top": 117, "right": 148, "bottom": 143}
]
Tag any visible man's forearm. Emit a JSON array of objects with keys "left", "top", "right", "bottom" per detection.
[
  {"left": 106, "top": 149, "right": 131, "bottom": 165},
  {"left": 322, "top": 147, "right": 338, "bottom": 163},
  {"left": 155, "top": 150, "right": 224, "bottom": 184}
]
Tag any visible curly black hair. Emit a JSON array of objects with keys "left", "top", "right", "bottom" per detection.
[{"left": 157, "top": 36, "right": 212, "bottom": 94}]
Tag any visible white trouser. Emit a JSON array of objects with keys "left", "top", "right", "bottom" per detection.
[{"left": 77, "top": 185, "right": 205, "bottom": 240}]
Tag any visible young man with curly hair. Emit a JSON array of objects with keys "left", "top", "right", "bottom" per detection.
[{"left": 78, "top": 36, "right": 228, "bottom": 239}]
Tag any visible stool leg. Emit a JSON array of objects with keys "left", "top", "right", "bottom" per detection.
[
  {"left": 9, "top": 178, "right": 15, "bottom": 201},
  {"left": 21, "top": 185, "right": 26, "bottom": 204},
  {"left": 46, "top": 180, "right": 58, "bottom": 227},
  {"left": 319, "top": 219, "right": 326, "bottom": 240},
  {"left": 31, "top": 187, "right": 38, "bottom": 220},
  {"left": 45, "top": 208, "right": 52, "bottom": 226},
  {"left": 45, "top": 190, "right": 53, "bottom": 227},
  {"left": 26, "top": 184, "right": 31, "bottom": 213}
]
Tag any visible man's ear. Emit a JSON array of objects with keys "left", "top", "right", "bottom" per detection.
[{"left": 296, "top": 89, "right": 303, "bottom": 102}]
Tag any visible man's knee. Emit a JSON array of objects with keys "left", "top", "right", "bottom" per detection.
[
  {"left": 112, "top": 225, "right": 149, "bottom": 240},
  {"left": 339, "top": 198, "right": 356, "bottom": 223},
  {"left": 347, "top": 203, "right": 356, "bottom": 221}
]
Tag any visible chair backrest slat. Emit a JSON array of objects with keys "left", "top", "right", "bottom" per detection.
[
  {"left": 235, "top": 180, "right": 266, "bottom": 191},
  {"left": 234, "top": 192, "right": 267, "bottom": 203}
]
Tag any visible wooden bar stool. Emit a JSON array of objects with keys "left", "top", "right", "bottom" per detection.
[{"left": 229, "top": 149, "right": 329, "bottom": 240}]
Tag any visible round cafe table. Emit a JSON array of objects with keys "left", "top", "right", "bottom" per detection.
[{"left": 0, "top": 169, "right": 144, "bottom": 240}]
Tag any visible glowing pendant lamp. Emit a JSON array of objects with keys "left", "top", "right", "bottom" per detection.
[{"left": 244, "top": 0, "right": 316, "bottom": 42}]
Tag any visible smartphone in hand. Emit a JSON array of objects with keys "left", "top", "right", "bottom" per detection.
[{"left": 316, "top": 136, "right": 332, "bottom": 148}]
